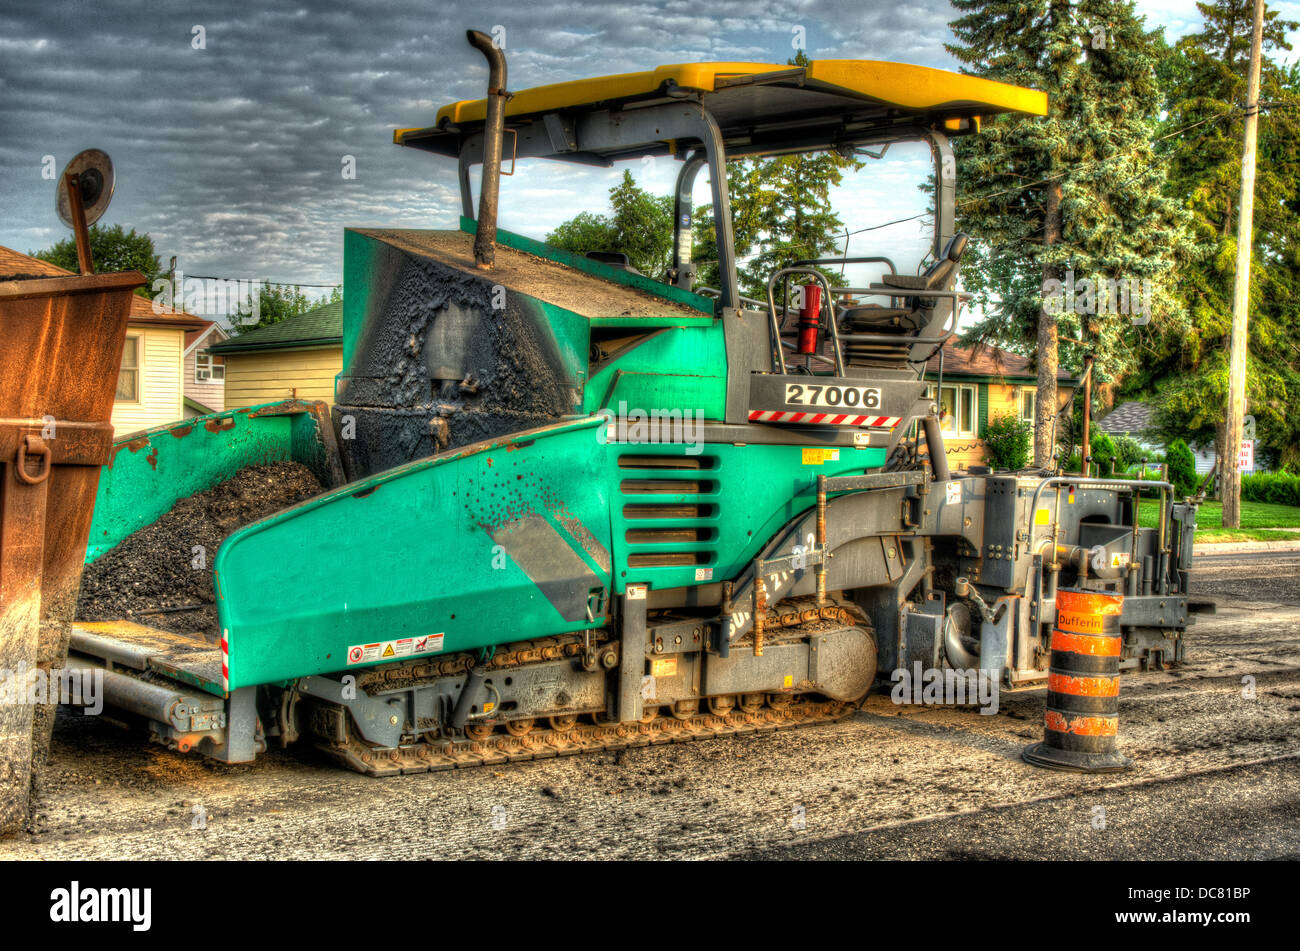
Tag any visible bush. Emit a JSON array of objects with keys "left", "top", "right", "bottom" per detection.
[
  {"left": 1123, "top": 452, "right": 1165, "bottom": 475},
  {"left": 1167, "top": 439, "right": 1198, "bottom": 498},
  {"left": 1242, "top": 472, "right": 1300, "bottom": 507},
  {"left": 982, "top": 412, "right": 1032, "bottom": 470},
  {"left": 1112, "top": 434, "right": 1146, "bottom": 472},
  {"left": 1064, "top": 433, "right": 1121, "bottom": 476},
  {"left": 1089, "top": 433, "right": 1117, "bottom": 477}
]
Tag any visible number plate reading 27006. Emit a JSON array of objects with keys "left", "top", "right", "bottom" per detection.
[{"left": 784, "top": 383, "right": 881, "bottom": 409}]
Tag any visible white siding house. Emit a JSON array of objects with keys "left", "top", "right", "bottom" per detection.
[
  {"left": 183, "top": 320, "right": 229, "bottom": 415},
  {"left": 111, "top": 324, "right": 186, "bottom": 433}
]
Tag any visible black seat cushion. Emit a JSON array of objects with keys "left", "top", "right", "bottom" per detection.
[
  {"left": 877, "top": 272, "right": 931, "bottom": 291},
  {"left": 840, "top": 304, "right": 921, "bottom": 331},
  {"left": 862, "top": 232, "right": 968, "bottom": 314}
]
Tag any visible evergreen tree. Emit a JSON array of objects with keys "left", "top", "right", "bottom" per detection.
[
  {"left": 547, "top": 169, "right": 675, "bottom": 278},
  {"left": 1142, "top": 0, "right": 1300, "bottom": 473},
  {"left": 734, "top": 148, "right": 864, "bottom": 299},
  {"left": 948, "top": 0, "right": 1193, "bottom": 465}
]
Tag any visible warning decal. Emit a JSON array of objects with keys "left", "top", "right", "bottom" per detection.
[
  {"left": 651, "top": 657, "right": 677, "bottom": 677},
  {"left": 346, "top": 633, "right": 445, "bottom": 665},
  {"left": 801, "top": 448, "right": 841, "bottom": 465}
]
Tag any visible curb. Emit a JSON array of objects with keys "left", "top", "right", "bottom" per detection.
[{"left": 1193, "top": 540, "right": 1300, "bottom": 555}]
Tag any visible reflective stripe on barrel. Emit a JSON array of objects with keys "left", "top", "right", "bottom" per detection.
[
  {"left": 1047, "top": 671, "right": 1120, "bottom": 697},
  {"left": 1049, "top": 629, "right": 1121, "bottom": 657},
  {"left": 1043, "top": 710, "right": 1118, "bottom": 736}
]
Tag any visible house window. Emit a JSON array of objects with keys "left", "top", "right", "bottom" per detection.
[
  {"left": 196, "top": 352, "right": 225, "bottom": 382},
  {"left": 1020, "top": 387, "right": 1036, "bottom": 424},
  {"left": 116, "top": 335, "right": 140, "bottom": 402},
  {"left": 928, "top": 383, "right": 977, "bottom": 437}
]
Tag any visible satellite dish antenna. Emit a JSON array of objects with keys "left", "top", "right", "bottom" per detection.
[{"left": 54, "top": 149, "right": 115, "bottom": 274}]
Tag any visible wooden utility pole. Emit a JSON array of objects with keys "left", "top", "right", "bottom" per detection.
[
  {"left": 1223, "top": 0, "right": 1264, "bottom": 526},
  {"left": 1081, "top": 353, "right": 1094, "bottom": 477},
  {"left": 1035, "top": 181, "right": 1063, "bottom": 469}
]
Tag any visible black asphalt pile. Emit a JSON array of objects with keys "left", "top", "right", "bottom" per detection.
[{"left": 76, "top": 462, "right": 322, "bottom": 639}]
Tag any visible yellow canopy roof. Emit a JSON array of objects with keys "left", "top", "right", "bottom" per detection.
[{"left": 395, "top": 59, "right": 1046, "bottom": 148}]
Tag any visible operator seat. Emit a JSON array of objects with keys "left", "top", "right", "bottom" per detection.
[{"left": 840, "top": 232, "right": 968, "bottom": 367}]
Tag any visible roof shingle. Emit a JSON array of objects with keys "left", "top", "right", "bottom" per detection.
[
  {"left": 0, "top": 243, "right": 206, "bottom": 328},
  {"left": 1095, "top": 401, "right": 1154, "bottom": 435},
  {"left": 924, "top": 338, "right": 1076, "bottom": 382},
  {"left": 208, "top": 299, "right": 343, "bottom": 353}
]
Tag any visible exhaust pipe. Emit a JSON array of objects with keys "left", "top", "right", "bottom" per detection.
[
  {"left": 923, "top": 413, "right": 950, "bottom": 481},
  {"left": 467, "top": 29, "right": 507, "bottom": 270}
]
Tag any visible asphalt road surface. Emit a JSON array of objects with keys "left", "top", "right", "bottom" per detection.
[{"left": 3, "top": 552, "right": 1298, "bottom": 860}]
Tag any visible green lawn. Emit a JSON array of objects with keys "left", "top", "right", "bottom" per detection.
[
  {"left": 1137, "top": 499, "right": 1300, "bottom": 541},
  {"left": 1190, "top": 529, "right": 1299, "bottom": 543}
]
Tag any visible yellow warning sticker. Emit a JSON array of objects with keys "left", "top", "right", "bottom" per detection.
[
  {"left": 651, "top": 657, "right": 678, "bottom": 677},
  {"left": 783, "top": 674, "right": 794, "bottom": 688},
  {"left": 1034, "top": 507, "right": 1051, "bottom": 525},
  {"left": 801, "top": 448, "right": 840, "bottom": 465}
]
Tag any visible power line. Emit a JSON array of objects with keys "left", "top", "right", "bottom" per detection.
[
  {"left": 179, "top": 274, "right": 341, "bottom": 288},
  {"left": 835, "top": 100, "right": 1296, "bottom": 243},
  {"left": 955, "top": 105, "right": 1247, "bottom": 209}
]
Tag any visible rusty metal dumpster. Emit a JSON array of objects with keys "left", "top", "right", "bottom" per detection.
[{"left": 0, "top": 269, "right": 143, "bottom": 834}]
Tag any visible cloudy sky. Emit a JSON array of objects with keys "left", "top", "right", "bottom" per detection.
[{"left": 1, "top": 0, "right": 1296, "bottom": 309}]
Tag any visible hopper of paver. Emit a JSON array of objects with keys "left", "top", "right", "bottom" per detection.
[
  {"left": 333, "top": 221, "right": 716, "bottom": 478},
  {"left": 61, "top": 399, "right": 345, "bottom": 763},
  {"left": 84, "top": 399, "right": 345, "bottom": 565}
]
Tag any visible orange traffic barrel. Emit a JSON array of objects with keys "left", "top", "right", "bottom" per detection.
[{"left": 1023, "top": 588, "right": 1132, "bottom": 772}]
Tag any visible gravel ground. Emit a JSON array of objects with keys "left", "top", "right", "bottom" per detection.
[
  {"left": 76, "top": 463, "right": 321, "bottom": 638},
  {"left": 3, "top": 552, "right": 1297, "bottom": 860}
]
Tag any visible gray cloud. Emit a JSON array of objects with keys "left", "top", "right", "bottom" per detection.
[{"left": 0, "top": 0, "right": 1211, "bottom": 296}]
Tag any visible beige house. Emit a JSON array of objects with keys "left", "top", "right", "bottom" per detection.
[
  {"left": 924, "top": 340, "right": 1078, "bottom": 471},
  {"left": 0, "top": 244, "right": 206, "bottom": 434},
  {"left": 208, "top": 299, "right": 343, "bottom": 408}
]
